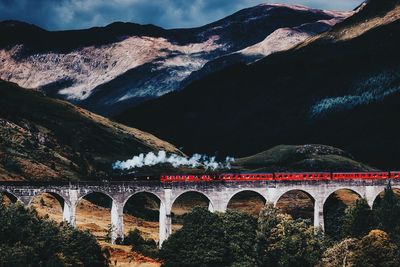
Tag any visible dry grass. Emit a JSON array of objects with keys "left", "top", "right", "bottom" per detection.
[{"left": 30, "top": 193, "right": 161, "bottom": 266}]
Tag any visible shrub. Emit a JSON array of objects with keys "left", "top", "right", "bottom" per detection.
[{"left": 124, "top": 229, "right": 159, "bottom": 258}]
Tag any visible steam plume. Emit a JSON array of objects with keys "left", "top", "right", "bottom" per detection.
[{"left": 113, "top": 151, "right": 234, "bottom": 171}]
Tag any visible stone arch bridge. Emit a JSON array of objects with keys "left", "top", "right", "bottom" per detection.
[{"left": 1, "top": 179, "right": 399, "bottom": 247}]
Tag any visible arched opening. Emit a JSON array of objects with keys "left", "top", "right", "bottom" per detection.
[
  {"left": 324, "top": 189, "right": 362, "bottom": 239},
  {"left": 227, "top": 190, "right": 266, "bottom": 216},
  {"left": 1, "top": 191, "right": 18, "bottom": 205},
  {"left": 171, "top": 191, "right": 211, "bottom": 232},
  {"left": 123, "top": 192, "right": 161, "bottom": 242},
  {"left": 276, "top": 190, "right": 314, "bottom": 222},
  {"left": 372, "top": 188, "right": 400, "bottom": 208},
  {"left": 76, "top": 192, "right": 113, "bottom": 240},
  {"left": 30, "top": 192, "right": 65, "bottom": 223}
]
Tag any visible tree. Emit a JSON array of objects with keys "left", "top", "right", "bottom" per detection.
[
  {"left": 124, "top": 228, "right": 158, "bottom": 258},
  {"left": 351, "top": 230, "right": 400, "bottom": 267},
  {"left": 342, "top": 198, "right": 374, "bottom": 238},
  {"left": 159, "top": 207, "right": 230, "bottom": 267},
  {"left": 256, "top": 204, "right": 325, "bottom": 267},
  {"left": 220, "top": 210, "right": 257, "bottom": 267},
  {"left": 0, "top": 199, "right": 108, "bottom": 267},
  {"left": 374, "top": 184, "right": 400, "bottom": 242},
  {"left": 324, "top": 194, "right": 348, "bottom": 240},
  {"left": 318, "top": 238, "right": 358, "bottom": 267}
]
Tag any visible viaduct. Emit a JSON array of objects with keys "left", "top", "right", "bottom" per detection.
[{"left": 1, "top": 179, "right": 399, "bottom": 247}]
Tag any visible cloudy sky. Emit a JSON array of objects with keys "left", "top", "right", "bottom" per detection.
[{"left": 0, "top": 0, "right": 364, "bottom": 30}]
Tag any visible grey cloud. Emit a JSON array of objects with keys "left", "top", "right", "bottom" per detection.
[{"left": 0, "top": 0, "right": 364, "bottom": 30}]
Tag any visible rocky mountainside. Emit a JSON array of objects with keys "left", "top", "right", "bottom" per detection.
[
  {"left": 0, "top": 80, "right": 182, "bottom": 181},
  {"left": 116, "top": 0, "right": 400, "bottom": 170},
  {"left": 0, "top": 4, "right": 349, "bottom": 116}
]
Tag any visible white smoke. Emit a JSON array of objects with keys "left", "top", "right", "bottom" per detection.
[{"left": 113, "top": 151, "right": 235, "bottom": 171}]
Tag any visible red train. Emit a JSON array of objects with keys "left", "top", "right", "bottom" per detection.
[{"left": 160, "top": 171, "right": 400, "bottom": 183}]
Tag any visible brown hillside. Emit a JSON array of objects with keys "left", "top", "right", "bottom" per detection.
[{"left": 0, "top": 80, "right": 182, "bottom": 181}]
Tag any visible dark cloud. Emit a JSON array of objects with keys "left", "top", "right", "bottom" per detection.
[{"left": 0, "top": 0, "right": 364, "bottom": 30}]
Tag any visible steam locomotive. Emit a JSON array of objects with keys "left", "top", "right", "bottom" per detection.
[{"left": 160, "top": 171, "right": 400, "bottom": 183}]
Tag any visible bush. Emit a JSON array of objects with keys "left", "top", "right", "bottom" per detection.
[
  {"left": 256, "top": 204, "right": 326, "bottom": 267},
  {"left": 124, "top": 229, "right": 159, "bottom": 258},
  {"left": 0, "top": 199, "right": 108, "bottom": 267},
  {"left": 159, "top": 207, "right": 230, "bottom": 267}
]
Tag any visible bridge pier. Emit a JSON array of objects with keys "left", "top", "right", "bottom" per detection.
[
  {"left": 62, "top": 202, "right": 76, "bottom": 226},
  {"left": 314, "top": 198, "right": 324, "bottom": 230},
  {"left": 111, "top": 200, "right": 124, "bottom": 244}
]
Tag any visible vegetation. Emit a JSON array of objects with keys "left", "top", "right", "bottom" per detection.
[
  {"left": 160, "top": 186, "right": 400, "bottom": 267},
  {"left": 0, "top": 198, "right": 108, "bottom": 267},
  {"left": 123, "top": 229, "right": 159, "bottom": 258}
]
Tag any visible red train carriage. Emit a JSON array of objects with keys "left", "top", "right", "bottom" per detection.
[
  {"left": 332, "top": 172, "right": 389, "bottom": 180},
  {"left": 390, "top": 171, "right": 400, "bottom": 179},
  {"left": 274, "top": 172, "right": 331, "bottom": 181},
  {"left": 220, "top": 173, "right": 274, "bottom": 181},
  {"left": 161, "top": 171, "right": 398, "bottom": 183},
  {"left": 160, "top": 174, "right": 215, "bottom": 182}
]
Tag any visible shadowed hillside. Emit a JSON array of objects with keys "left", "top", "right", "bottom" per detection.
[
  {"left": 116, "top": 0, "right": 400, "bottom": 169},
  {"left": 0, "top": 80, "right": 182, "bottom": 181}
]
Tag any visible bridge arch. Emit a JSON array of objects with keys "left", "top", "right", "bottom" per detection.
[
  {"left": 275, "top": 189, "right": 315, "bottom": 222},
  {"left": 274, "top": 189, "right": 316, "bottom": 206},
  {"left": 323, "top": 188, "right": 363, "bottom": 239},
  {"left": 29, "top": 190, "right": 68, "bottom": 207},
  {"left": 322, "top": 188, "right": 364, "bottom": 206},
  {"left": 171, "top": 190, "right": 215, "bottom": 212},
  {"left": 122, "top": 191, "right": 163, "bottom": 208},
  {"left": 371, "top": 187, "right": 400, "bottom": 209},
  {"left": 122, "top": 191, "right": 164, "bottom": 243},
  {"left": 226, "top": 189, "right": 266, "bottom": 216},
  {"left": 75, "top": 191, "right": 114, "bottom": 240},
  {"left": 77, "top": 190, "right": 115, "bottom": 204}
]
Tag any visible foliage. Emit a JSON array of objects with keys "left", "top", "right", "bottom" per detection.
[
  {"left": 351, "top": 230, "right": 400, "bottom": 267},
  {"left": 220, "top": 210, "right": 258, "bottom": 266},
  {"left": 124, "top": 229, "right": 159, "bottom": 258},
  {"left": 373, "top": 184, "right": 400, "bottom": 243},
  {"left": 0, "top": 199, "right": 108, "bottom": 267},
  {"left": 318, "top": 238, "right": 358, "bottom": 267},
  {"left": 324, "top": 193, "right": 348, "bottom": 240},
  {"left": 342, "top": 198, "right": 374, "bottom": 238},
  {"left": 256, "top": 204, "right": 325, "bottom": 267},
  {"left": 159, "top": 207, "right": 230, "bottom": 267}
]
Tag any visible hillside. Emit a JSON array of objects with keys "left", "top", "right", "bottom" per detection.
[
  {"left": 116, "top": 0, "right": 400, "bottom": 169},
  {"left": 0, "top": 5, "right": 348, "bottom": 117},
  {"left": 0, "top": 80, "right": 181, "bottom": 181},
  {"left": 233, "top": 144, "right": 377, "bottom": 172}
]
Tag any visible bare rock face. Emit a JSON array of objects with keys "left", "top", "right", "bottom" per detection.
[{"left": 0, "top": 4, "right": 349, "bottom": 116}]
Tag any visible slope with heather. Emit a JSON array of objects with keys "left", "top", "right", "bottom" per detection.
[{"left": 0, "top": 80, "right": 181, "bottom": 181}]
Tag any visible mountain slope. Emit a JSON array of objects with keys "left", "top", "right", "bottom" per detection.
[
  {"left": 116, "top": 0, "right": 400, "bottom": 169},
  {"left": 0, "top": 80, "right": 181, "bottom": 181},
  {"left": 0, "top": 4, "right": 348, "bottom": 116},
  {"left": 233, "top": 145, "right": 377, "bottom": 172}
]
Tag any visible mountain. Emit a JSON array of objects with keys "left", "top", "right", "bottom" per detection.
[
  {"left": 233, "top": 144, "right": 376, "bottom": 172},
  {"left": 0, "top": 80, "right": 181, "bottom": 181},
  {"left": 116, "top": 0, "right": 400, "bottom": 170},
  {"left": 0, "top": 4, "right": 349, "bottom": 117}
]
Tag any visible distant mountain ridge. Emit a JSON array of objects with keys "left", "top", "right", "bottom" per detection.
[
  {"left": 0, "top": 4, "right": 349, "bottom": 116},
  {"left": 115, "top": 0, "right": 400, "bottom": 170}
]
